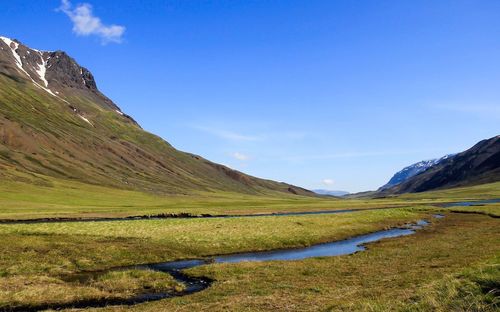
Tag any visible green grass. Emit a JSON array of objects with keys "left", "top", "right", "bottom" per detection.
[
  {"left": 0, "top": 172, "right": 499, "bottom": 310},
  {"left": 1, "top": 175, "right": 499, "bottom": 220},
  {"left": 0, "top": 203, "right": 498, "bottom": 310},
  {"left": 0, "top": 175, "right": 399, "bottom": 219},
  {"left": 0, "top": 209, "right": 422, "bottom": 264},
  {"left": 0, "top": 269, "right": 183, "bottom": 308},
  {"left": 412, "top": 256, "right": 500, "bottom": 311},
  {"left": 444, "top": 203, "right": 500, "bottom": 218},
  {"left": 2, "top": 37, "right": 499, "bottom": 311},
  {"left": 0, "top": 208, "right": 424, "bottom": 309},
  {"left": 115, "top": 213, "right": 498, "bottom": 312}
]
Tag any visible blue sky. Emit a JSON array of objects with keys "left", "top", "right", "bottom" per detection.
[{"left": 1, "top": 1, "right": 499, "bottom": 192}]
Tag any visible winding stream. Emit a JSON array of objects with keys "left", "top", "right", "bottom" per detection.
[{"left": 2, "top": 217, "right": 440, "bottom": 312}]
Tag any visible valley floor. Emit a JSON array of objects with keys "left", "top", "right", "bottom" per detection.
[
  {"left": 0, "top": 177, "right": 499, "bottom": 220},
  {"left": 0, "top": 181, "right": 498, "bottom": 311},
  {"left": 122, "top": 213, "right": 499, "bottom": 312}
]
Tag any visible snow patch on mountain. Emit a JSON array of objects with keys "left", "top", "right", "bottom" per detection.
[
  {"left": 78, "top": 115, "right": 93, "bottom": 126},
  {"left": 1, "top": 35, "right": 130, "bottom": 122},
  {"left": 1, "top": 37, "right": 30, "bottom": 77},
  {"left": 0, "top": 36, "right": 67, "bottom": 100},
  {"left": 35, "top": 52, "right": 49, "bottom": 88}
]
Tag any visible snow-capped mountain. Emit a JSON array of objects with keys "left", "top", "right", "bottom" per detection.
[
  {"left": 380, "top": 136, "right": 500, "bottom": 194},
  {"left": 0, "top": 36, "right": 130, "bottom": 123},
  {"left": 379, "top": 154, "right": 455, "bottom": 190}
]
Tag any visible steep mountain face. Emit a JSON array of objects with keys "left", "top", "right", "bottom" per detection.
[
  {"left": 379, "top": 154, "right": 454, "bottom": 190},
  {"left": 0, "top": 36, "right": 313, "bottom": 196},
  {"left": 1, "top": 38, "right": 109, "bottom": 106},
  {"left": 382, "top": 136, "right": 500, "bottom": 194}
]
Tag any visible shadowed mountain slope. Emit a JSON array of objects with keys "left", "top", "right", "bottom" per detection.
[
  {"left": 379, "top": 154, "right": 454, "bottom": 191},
  {"left": 382, "top": 135, "right": 500, "bottom": 194}
]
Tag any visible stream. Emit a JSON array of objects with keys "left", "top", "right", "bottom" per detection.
[
  {"left": 2, "top": 217, "right": 442, "bottom": 312},
  {"left": 1, "top": 198, "right": 495, "bottom": 311}
]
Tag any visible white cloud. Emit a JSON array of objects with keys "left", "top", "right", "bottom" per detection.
[
  {"left": 58, "top": 0, "right": 125, "bottom": 44},
  {"left": 232, "top": 152, "right": 250, "bottom": 161},
  {"left": 322, "top": 179, "right": 335, "bottom": 186}
]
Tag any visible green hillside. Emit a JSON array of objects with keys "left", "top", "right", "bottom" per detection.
[{"left": 0, "top": 39, "right": 312, "bottom": 198}]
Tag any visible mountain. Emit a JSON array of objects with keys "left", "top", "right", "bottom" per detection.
[
  {"left": 0, "top": 36, "right": 313, "bottom": 196},
  {"left": 381, "top": 136, "right": 500, "bottom": 194},
  {"left": 379, "top": 154, "right": 454, "bottom": 190},
  {"left": 313, "top": 190, "right": 350, "bottom": 197}
]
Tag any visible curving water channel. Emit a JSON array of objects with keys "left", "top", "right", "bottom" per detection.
[{"left": 2, "top": 217, "right": 442, "bottom": 312}]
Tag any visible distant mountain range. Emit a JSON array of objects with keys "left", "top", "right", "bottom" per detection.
[
  {"left": 0, "top": 36, "right": 313, "bottom": 196},
  {"left": 313, "top": 190, "right": 350, "bottom": 197},
  {"left": 380, "top": 136, "right": 500, "bottom": 194}
]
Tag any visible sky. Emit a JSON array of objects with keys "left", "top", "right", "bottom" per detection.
[{"left": 1, "top": 0, "right": 499, "bottom": 192}]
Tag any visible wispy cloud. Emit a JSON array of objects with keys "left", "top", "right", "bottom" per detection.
[
  {"left": 189, "top": 124, "right": 314, "bottom": 143},
  {"left": 58, "top": 0, "right": 125, "bottom": 44},
  {"left": 192, "top": 125, "right": 263, "bottom": 142},
  {"left": 232, "top": 152, "right": 250, "bottom": 161}
]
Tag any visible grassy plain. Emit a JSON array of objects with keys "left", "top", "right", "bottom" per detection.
[
  {"left": 445, "top": 203, "right": 500, "bottom": 218},
  {"left": 109, "top": 213, "right": 499, "bottom": 312},
  {"left": 0, "top": 209, "right": 422, "bottom": 260},
  {"left": 0, "top": 176, "right": 499, "bottom": 220},
  {"left": 0, "top": 208, "right": 423, "bottom": 309},
  {"left": 0, "top": 180, "right": 498, "bottom": 311}
]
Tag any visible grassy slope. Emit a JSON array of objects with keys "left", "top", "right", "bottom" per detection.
[
  {"left": 385, "top": 135, "right": 500, "bottom": 194},
  {"left": 0, "top": 73, "right": 311, "bottom": 197}
]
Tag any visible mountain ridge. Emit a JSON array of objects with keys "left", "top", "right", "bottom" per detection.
[
  {"left": 0, "top": 36, "right": 314, "bottom": 197},
  {"left": 380, "top": 136, "right": 500, "bottom": 194},
  {"left": 379, "top": 154, "right": 454, "bottom": 191}
]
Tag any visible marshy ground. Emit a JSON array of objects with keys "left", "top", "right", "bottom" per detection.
[{"left": 0, "top": 181, "right": 499, "bottom": 311}]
